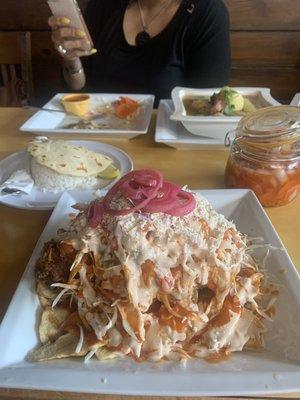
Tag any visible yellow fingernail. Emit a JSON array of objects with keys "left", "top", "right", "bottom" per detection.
[
  {"left": 90, "top": 48, "right": 97, "bottom": 54},
  {"left": 60, "top": 17, "right": 70, "bottom": 25},
  {"left": 75, "top": 29, "right": 86, "bottom": 37}
]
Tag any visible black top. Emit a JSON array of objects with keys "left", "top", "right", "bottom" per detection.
[{"left": 83, "top": 0, "right": 231, "bottom": 104}]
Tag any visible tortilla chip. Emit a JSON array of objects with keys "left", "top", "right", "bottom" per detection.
[
  {"left": 39, "top": 307, "right": 71, "bottom": 344},
  {"left": 244, "top": 337, "right": 264, "bottom": 350},
  {"left": 27, "top": 333, "right": 88, "bottom": 362},
  {"left": 95, "top": 347, "right": 119, "bottom": 361},
  {"left": 36, "top": 281, "right": 57, "bottom": 308}
]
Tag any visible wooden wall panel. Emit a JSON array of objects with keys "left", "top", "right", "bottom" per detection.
[
  {"left": 0, "top": 0, "right": 50, "bottom": 31},
  {"left": 225, "top": 0, "right": 300, "bottom": 30},
  {"left": 231, "top": 32, "right": 300, "bottom": 67},
  {"left": 230, "top": 67, "right": 300, "bottom": 104},
  {"left": 1, "top": 0, "right": 300, "bottom": 31},
  {"left": 0, "top": 0, "right": 87, "bottom": 30}
]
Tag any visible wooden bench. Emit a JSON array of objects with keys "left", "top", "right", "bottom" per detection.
[{"left": 0, "top": 32, "right": 34, "bottom": 106}]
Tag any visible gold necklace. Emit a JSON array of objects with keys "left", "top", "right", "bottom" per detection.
[{"left": 135, "top": 0, "right": 173, "bottom": 46}]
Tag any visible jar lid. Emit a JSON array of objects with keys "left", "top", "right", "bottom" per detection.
[
  {"left": 237, "top": 106, "right": 300, "bottom": 141},
  {"left": 234, "top": 106, "right": 300, "bottom": 161}
]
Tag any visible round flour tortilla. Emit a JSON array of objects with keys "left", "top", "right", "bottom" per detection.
[{"left": 28, "top": 139, "right": 113, "bottom": 177}]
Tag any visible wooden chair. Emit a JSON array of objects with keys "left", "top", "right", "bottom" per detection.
[{"left": 0, "top": 32, "right": 34, "bottom": 107}]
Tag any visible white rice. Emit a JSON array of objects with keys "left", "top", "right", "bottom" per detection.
[{"left": 31, "top": 158, "right": 100, "bottom": 192}]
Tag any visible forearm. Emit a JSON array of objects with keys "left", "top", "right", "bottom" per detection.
[{"left": 62, "top": 58, "right": 86, "bottom": 91}]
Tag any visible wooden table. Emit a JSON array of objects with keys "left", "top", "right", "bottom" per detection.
[{"left": 0, "top": 108, "right": 299, "bottom": 400}]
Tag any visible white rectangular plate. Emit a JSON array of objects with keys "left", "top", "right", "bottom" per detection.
[
  {"left": 0, "top": 189, "right": 300, "bottom": 396},
  {"left": 290, "top": 93, "right": 300, "bottom": 107},
  {"left": 20, "top": 93, "right": 155, "bottom": 139},
  {"left": 155, "top": 100, "right": 226, "bottom": 149}
]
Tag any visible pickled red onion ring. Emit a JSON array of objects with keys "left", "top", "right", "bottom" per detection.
[
  {"left": 119, "top": 170, "right": 163, "bottom": 200},
  {"left": 121, "top": 180, "right": 144, "bottom": 200},
  {"left": 87, "top": 200, "right": 104, "bottom": 228},
  {"left": 86, "top": 169, "right": 196, "bottom": 227},
  {"left": 141, "top": 181, "right": 181, "bottom": 213},
  {"left": 103, "top": 169, "right": 163, "bottom": 216},
  {"left": 103, "top": 196, "right": 150, "bottom": 216},
  {"left": 167, "top": 190, "right": 196, "bottom": 217},
  {"left": 133, "top": 170, "right": 161, "bottom": 187}
]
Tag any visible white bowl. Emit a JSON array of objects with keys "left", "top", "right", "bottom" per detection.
[{"left": 170, "top": 87, "right": 281, "bottom": 140}]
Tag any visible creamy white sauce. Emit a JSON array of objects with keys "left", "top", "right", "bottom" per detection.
[{"left": 59, "top": 193, "right": 269, "bottom": 361}]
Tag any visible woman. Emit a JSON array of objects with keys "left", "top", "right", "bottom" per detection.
[{"left": 49, "top": 0, "right": 231, "bottom": 102}]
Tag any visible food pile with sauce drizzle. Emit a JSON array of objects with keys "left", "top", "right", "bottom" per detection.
[{"left": 28, "top": 170, "right": 277, "bottom": 363}]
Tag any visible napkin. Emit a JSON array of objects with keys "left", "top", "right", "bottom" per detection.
[{"left": 0, "top": 169, "right": 34, "bottom": 196}]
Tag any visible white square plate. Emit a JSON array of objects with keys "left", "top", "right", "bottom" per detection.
[
  {"left": 0, "top": 189, "right": 299, "bottom": 396},
  {"left": 155, "top": 100, "right": 226, "bottom": 149},
  {"left": 20, "top": 93, "right": 155, "bottom": 139},
  {"left": 170, "top": 87, "right": 281, "bottom": 139}
]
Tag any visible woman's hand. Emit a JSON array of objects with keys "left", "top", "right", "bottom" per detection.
[{"left": 48, "top": 16, "right": 97, "bottom": 60}]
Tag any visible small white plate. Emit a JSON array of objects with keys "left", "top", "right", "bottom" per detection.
[
  {"left": 0, "top": 141, "right": 133, "bottom": 210},
  {"left": 170, "top": 87, "right": 281, "bottom": 139},
  {"left": 155, "top": 100, "right": 226, "bottom": 149},
  {"left": 0, "top": 189, "right": 299, "bottom": 396},
  {"left": 20, "top": 93, "right": 155, "bottom": 139}
]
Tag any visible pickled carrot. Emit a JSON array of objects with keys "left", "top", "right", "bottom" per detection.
[
  {"left": 141, "top": 260, "right": 156, "bottom": 287},
  {"left": 158, "top": 305, "right": 189, "bottom": 332},
  {"left": 211, "top": 295, "right": 241, "bottom": 328},
  {"left": 114, "top": 96, "right": 139, "bottom": 119},
  {"left": 225, "top": 157, "right": 300, "bottom": 207}
]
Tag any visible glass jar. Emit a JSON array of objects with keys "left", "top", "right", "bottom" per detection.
[{"left": 225, "top": 106, "right": 300, "bottom": 207}]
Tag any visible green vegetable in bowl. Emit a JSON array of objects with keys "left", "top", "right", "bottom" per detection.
[
  {"left": 216, "top": 87, "right": 244, "bottom": 115},
  {"left": 242, "top": 98, "right": 257, "bottom": 113}
]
